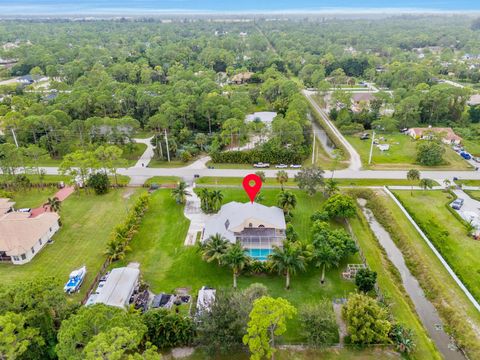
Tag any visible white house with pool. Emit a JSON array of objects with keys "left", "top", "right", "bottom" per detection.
[{"left": 202, "top": 201, "right": 286, "bottom": 261}]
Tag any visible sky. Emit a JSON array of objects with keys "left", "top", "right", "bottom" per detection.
[{"left": 0, "top": 0, "right": 479, "bottom": 16}]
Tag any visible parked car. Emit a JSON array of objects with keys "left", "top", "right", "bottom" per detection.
[
  {"left": 253, "top": 162, "right": 270, "bottom": 168},
  {"left": 451, "top": 198, "right": 464, "bottom": 210},
  {"left": 290, "top": 164, "right": 302, "bottom": 168},
  {"left": 17, "top": 208, "right": 31, "bottom": 213},
  {"left": 460, "top": 151, "right": 472, "bottom": 160},
  {"left": 275, "top": 164, "right": 288, "bottom": 168},
  {"left": 360, "top": 133, "right": 370, "bottom": 140}
]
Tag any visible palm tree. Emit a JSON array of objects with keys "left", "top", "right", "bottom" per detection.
[
  {"left": 277, "top": 191, "right": 297, "bottom": 216},
  {"left": 105, "top": 240, "right": 130, "bottom": 262},
  {"left": 268, "top": 242, "right": 307, "bottom": 289},
  {"left": 324, "top": 178, "right": 339, "bottom": 198},
  {"left": 221, "top": 242, "right": 251, "bottom": 288},
  {"left": 443, "top": 179, "right": 451, "bottom": 190},
  {"left": 276, "top": 170, "right": 289, "bottom": 191},
  {"left": 201, "top": 234, "right": 230, "bottom": 264},
  {"left": 406, "top": 169, "right": 420, "bottom": 195},
  {"left": 211, "top": 190, "right": 224, "bottom": 212},
  {"left": 198, "top": 188, "right": 211, "bottom": 212},
  {"left": 171, "top": 181, "right": 190, "bottom": 204},
  {"left": 419, "top": 178, "right": 435, "bottom": 191},
  {"left": 44, "top": 196, "right": 61, "bottom": 212}
]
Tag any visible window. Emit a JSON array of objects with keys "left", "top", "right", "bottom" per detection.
[
  {"left": 21, "top": 254, "right": 26, "bottom": 260},
  {"left": 49, "top": 227, "right": 52, "bottom": 232},
  {"left": 249, "top": 223, "right": 253, "bottom": 228},
  {"left": 39, "top": 238, "right": 42, "bottom": 245},
  {"left": 31, "top": 247, "right": 35, "bottom": 254},
  {"left": 13, "top": 256, "right": 19, "bottom": 261}
]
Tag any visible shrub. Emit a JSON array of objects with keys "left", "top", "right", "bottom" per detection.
[
  {"left": 355, "top": 268, "right": 377, "bottom": 293},
  {"left": 300, "top": 301, "right": 338, "bottom": 347},
  {"left": 87, "top": 173, "right": 110, "bottom": 195},
  {"left": 143, "top": 309, "right": 195, "bottom": 349}
]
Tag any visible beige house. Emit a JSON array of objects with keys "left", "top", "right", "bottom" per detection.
[
  {"left": 231, "top": 72, "right": 253, "bottom": 85},
  {"left": 0, "top": 209, "right": 60, "bottom": 265},
  {"left": 407, "top": 127, "right": 462, "bottom": 145}
]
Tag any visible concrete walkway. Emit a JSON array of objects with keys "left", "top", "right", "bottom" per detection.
[{"left": 183, "top": 183, "right": 211, "bottom": 246}]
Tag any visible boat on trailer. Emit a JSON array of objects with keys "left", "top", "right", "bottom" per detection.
[{"left": 64, "top": 266, "right": 87, "bottom": 294}]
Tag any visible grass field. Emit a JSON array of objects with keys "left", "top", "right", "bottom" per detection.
[
  {"left": 121, "top": 189, "right": 360, "bottom": 343},
  {"left": 393, "top": 190, "right": 480, "bottom": 302},
  {"left": 196, "top": 176, "right": 438, "bottom": 187},
  {"left": 346, "top": 132, "right": 472, "bottom": 170},
  {"left": 463, "top": 139, "right": 480, "bottom": 157},
  {"left": 0, "top": 174, "right": 130, "bottom": 186},
  {"left": 144, "top": 176, "right": 181, "bottom": 186},
  {"left": 367, "top": 190, "right": 480, "bottom": 357},
  {"left": 148, "top": 159, "right": 195, "bottom": 168},
  {"left": 455, "top": 179, "right": 480, "bottom": 187},
  {"left": 0, "top": 188, "right": 143, "bottom": 301},
  {"left": 121, "top": 143, "right": 147, "bottom": 166},
  {"left": 10, "top": 187, "right": 57, "bottom": 208}
]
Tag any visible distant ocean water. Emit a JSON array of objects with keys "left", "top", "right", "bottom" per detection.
[{"left": 0, "top": 0, "right": 479, "bottom": 16}]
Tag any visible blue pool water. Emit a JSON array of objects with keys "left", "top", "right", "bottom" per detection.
[{"left": 247, "top": 248, "right": 272, "bottom": 261}]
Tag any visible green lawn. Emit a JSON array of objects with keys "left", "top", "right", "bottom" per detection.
[
  {"left": 455, "top": 179, "right": 480, "bottom": 187},
  {"left": 148, "top": 159, "right": 194, "bottom": 168},
  {"left": 9, "top": 187, "right": 57, "bottom": 208},
  {"left": 463, "top": 139, "right": 480, "bottom": 157},
  {"left": 0, "top": 189, "right": 144, "bottom": 302},
  {"left": 346, "top": 132, "right": 472, "bottom": 170},
  {"left": 349, "top": 210, "right": 441, "bottom": 360},
  {"left": 196, "top": 177, "right": 438, "bottom": 187},
  {"left": 393, "top": 190, "right": 480, "bottom": 302},
  {"left": 465, "top": 190, "right": 480, "bottom": 201},
  {"left": 121, "top": 143, "right": 147, "bottom": 166},
  {"left": 121, "top": 189, "right": 360, "bottom": 343},
  {"left": 144, "top": 176, "right": 181, "bottom": 186}
]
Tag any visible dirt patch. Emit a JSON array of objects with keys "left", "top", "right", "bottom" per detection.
[{"left": 122, "top": 188, "right": 135, "bottom": 199}]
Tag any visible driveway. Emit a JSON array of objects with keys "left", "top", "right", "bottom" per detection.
[
  {"left": 183, "top": 183, "right": 211, "bottom": 246},
  {"left": 451, "top": 189, "right": 480, "bottom": 229}
]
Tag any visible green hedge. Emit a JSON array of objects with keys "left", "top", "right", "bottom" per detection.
[{"left": 210, "top": 147, "right": 305, "bottom": 165}]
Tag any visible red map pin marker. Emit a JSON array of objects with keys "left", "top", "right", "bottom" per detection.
[{"left": 243, "top": 174, "right": 262, "bottom": 203}]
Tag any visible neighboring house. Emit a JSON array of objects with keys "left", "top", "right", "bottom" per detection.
[
  {"left": 0, "top": 210, "right": 60, "bottom": 264},
  {"left": 0, "top": 198, "right": 15, "bottom": 214},
  {"left": 16, "top": 74, "right": 43, "bottom": 85},
  {"left": 352, "top": 93, "right": 376, "bottom": 112},
  {"left": 245, "top": 111, "right": 277, "bottom": 127},
  {"left": 468, "top": 94, "right": 480, "bottom": 106},
  {"left": 231, "top": 71, "right": 253, "bottom": 84},
  {"left": 202, "top": 202, "right": 286, "bottom": 260},
  {"left": 407, "top": 127, "right": 462, "bottom": 145},
  {"left": 90, "top": 266, "right": 140, "bottom": 309}
]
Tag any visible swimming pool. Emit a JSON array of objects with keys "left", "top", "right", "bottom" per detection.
[{"left": 247, "top": 248, "right": 272, "bottom": 261}]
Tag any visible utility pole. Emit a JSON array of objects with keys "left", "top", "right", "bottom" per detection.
[
  {"left": 164, "top": 129, "right": 170, "bottom": 162},
  {"left": 312, "top": 129, "right": 316, "bottom": 165},
  {"left": 11, "top": 128, "right": 19, "bottom": 148},
  {"left": 368, "top": 130, "right": 375, "bottom": 165}
]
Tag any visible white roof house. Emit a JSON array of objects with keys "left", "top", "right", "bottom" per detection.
[
  {"left": 202, "top": 202, "right": 286, "bottom": 255},
  {"left": 92, "top": 267, "right": 139, "bottom": 309},
  {"left": 0, "top": 211, "right": 60, "bottom": 265},
  {"left": 245, "top": 112, "right": 277, "bottom": 126}
]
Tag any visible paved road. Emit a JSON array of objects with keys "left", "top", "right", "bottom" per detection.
[
  {"left": 303, "top": 89, "right": 362, "bottom": 171},
  {"left": 451, "top": 189, "right": 480, "bottom": 229}
]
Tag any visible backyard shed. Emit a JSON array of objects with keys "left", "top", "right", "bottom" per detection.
[{"left": 92, "top": 267, "right": 139, "bottom": 309}]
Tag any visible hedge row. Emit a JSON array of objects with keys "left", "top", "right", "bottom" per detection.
[{"left": 210, "top": 148, "right": 304, "bottom": 165}]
